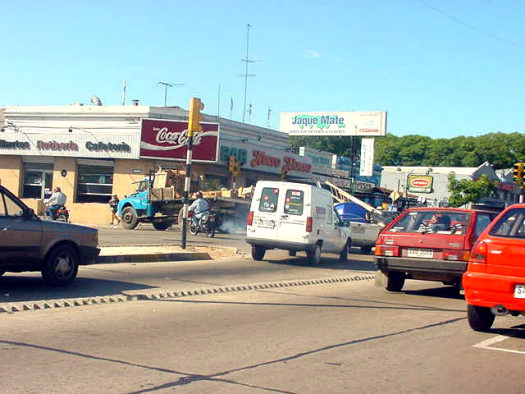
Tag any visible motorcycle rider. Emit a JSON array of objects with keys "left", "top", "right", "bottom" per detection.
[
  {"left": 188, "top": 191, "right": 210, "bottom": 228},
  {"left": 44, "top": 186, "right": 67, "bottom": 219}
]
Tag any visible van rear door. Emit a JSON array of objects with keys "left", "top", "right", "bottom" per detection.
[
  {"left": 251, "top": 185, "right": 282, "bottom": 242},
  {"left": 277, "top": 187, "right": 308, "bottom": 244}
]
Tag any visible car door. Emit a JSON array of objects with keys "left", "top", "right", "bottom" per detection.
[{"left": 0, "top": 187, "right": 43, "bottom": 266}]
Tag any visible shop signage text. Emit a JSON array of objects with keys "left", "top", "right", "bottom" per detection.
[
  {"left": 250, "top": 150, "right": 312, "bottom": 174},
  {"left": 220, "top": 146, "right": 247, "bottom": 164},
  {"left": 140, "top": 118, "right": 219, "bottom": 162},
  {"left": 0, "top": 133, "right": 140, "bottom": 159}
]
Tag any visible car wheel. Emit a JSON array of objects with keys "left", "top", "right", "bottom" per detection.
[
  {"left": 386, "top": 271, "right": 405, "bottom": 292},
  {"left": 307, "top": 244, "right": 321, "bottom": 265},
  {"left": 41, "top": 245, "right": 79, "bottom": 286},
  {"left": 360, "top": 245, "right": 372, "bottom": 254},
  {"left": 467, "top": 304, "right": 495, "bottom": 332},
  {"left": 152, "top": 220, "right": 171, "bottom": 231},
  {"left": 339, "top": 239, "right": 350, "bottom": 262},
  {"left": 288, "top": 250, "right": 297, "bottom": 257},
  {"left": 121, "top": 207, "right": 139, "bottom": 230},
  {"left": 252, "top": 246, "right": 266, "bottom": 261}
]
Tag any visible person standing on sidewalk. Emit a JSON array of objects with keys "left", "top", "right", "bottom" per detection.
[{"left": 108, "top": 194, "right": 120, "bottom": 227}]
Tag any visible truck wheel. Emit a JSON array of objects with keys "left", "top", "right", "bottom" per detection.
[
  {"left": 467, "top": 304, "right": 495, "bottom": 332},
  {"left": 121, "top": 207, "right": 139, "bottom": 230},
  {"left": 339, "top": 239, "right": 351, "bottom": 262},
  {"left": 361, "top": 245, "right": 372, "bottom": 254},
  {"left": 41, "top": 245, "right": 79, "bottom": 286},
  {"left": 252, "top": 246, "right": 266, "bottom": 261},
  {"left": 307, "top": 244, "right": 321, "bottom": 265},
  {"left": 386, "top": 271, "right": 405, "bottom": 292},
  {"left": 288, "top": 251, "right": 297, "bottom": 257},
  {"left": 153, "top": 221, "right": 171, "bottom": 231}
]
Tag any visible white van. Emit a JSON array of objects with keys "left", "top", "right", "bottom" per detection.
[{"left": 246, "top": 181, "right": 352, "bottom": 264}]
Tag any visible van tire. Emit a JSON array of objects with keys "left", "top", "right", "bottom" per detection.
[
  {"left": 307, "top": 244, "right": 321, "bottom": 265},
  {"left": 252, "top": 246, "right": 266, "bottom": 261},
  {"left": 467, "top": 304, "right": 495, "bottom": 332},
  {"left": 339, "top": 240, "right": 350, "bottom": 262},
  {"left": 386, "top": 271, "right": 405, "bottom": 292}
]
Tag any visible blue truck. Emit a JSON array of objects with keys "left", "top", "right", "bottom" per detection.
[
  {"left": 117, "top": 170, "right": 252, "bottom": 231},
  {"left": 118, "top": 173, "right": 183, "bottom": 231}
]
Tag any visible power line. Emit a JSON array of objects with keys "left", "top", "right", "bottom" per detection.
[{"left": 419, "top": 0, "right": 525, "bottom": 48}]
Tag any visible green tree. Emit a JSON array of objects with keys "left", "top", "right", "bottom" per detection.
[{"left": 447, "top": 173, "right": 495, "bottom": 207}]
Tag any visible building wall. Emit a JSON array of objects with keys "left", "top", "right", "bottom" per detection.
[{"left": 0, "top": 155, "right": 22, "bottom": 193}]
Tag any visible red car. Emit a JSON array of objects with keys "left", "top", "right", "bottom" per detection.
[
  {"left": 463, "top": 203, "right": 525, "bottom": 331},
  {"left": 375, "top": 207, "right": 497, "bottom": 292}
]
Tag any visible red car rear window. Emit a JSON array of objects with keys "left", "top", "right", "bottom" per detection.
[
  {"left": 489, "top": 207, "right": 525, "bottom": 239},
  {"left": 388, "top": 210, "right": 470, "bottom": 235}
]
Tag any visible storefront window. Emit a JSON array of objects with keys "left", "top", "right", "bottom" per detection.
[
  {"left": 22, "top": 163, "right": 53, "bottom": 199},
  {"left": 76, "top": 161, "right": 114, "bottom": 203}
]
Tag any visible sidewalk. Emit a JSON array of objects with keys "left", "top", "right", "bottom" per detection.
[{"left": 96, "top": 244, "right": 243, "bottom": 264}]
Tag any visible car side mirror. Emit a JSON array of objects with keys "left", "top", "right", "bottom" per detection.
[
  {"left": 341, "top": 221, "right": 349, "bottom": 227},
  {"left": 23, "top": 208, "right": 35, "bottom": 220}
]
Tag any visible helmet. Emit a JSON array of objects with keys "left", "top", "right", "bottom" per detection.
[{"left": 196, "top": 191, "right": 203, "bottom": 198}]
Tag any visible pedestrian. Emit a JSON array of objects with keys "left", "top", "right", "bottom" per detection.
[{"left": 108, "top": 194, "right": 120, "bottom": 227}]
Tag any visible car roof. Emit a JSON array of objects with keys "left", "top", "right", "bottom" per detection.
[{"left": 402, "top": 207, "right": 494, "bottom": 214}]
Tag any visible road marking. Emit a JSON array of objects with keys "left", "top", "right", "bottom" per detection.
[{"left": 473, "top": 335, "right": 525, "bottom": 355}]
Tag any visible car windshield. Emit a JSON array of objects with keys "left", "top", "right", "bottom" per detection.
[{"left": 387, "top": 210, "right": 470, "bottom": 234}]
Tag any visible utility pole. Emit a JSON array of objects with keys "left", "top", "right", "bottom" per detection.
[
  {"left": 240, "top": 24, "right": 255, "bottom": 123},
  {"left": 158, "top": 81, "right": 184, "bottom": 106}
]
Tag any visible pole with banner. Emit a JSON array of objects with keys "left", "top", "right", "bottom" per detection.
[{"left": 181, "top": 97, "right": 203, "bottom": 249}]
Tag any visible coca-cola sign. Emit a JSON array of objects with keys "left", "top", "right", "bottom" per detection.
[{"left": 140, "top": 118, "right": 219, "bottom": 162}]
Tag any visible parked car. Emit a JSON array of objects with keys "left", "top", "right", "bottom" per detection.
[
  {"left": 463, "top": 203, "right": 525, "bottom": 331},
  {"left": 0, "top": 184, "right": 100, "bottom": 286},
  {"left": 246, "top": 181, "right": 352, "bottom": 264},
  {"left": 374, "top": 207, "right": 497, "bottom": 292}
]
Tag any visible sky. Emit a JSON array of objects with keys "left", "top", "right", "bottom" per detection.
[{"left": 2, "top": 0, "right": 525, "bottom": 139}]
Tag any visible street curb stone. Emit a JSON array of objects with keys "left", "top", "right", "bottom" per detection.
[{"left": 0, "top": 274, "right": 375, "bottom": 314}]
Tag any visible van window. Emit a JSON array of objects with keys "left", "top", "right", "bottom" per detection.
[
  {"left": 284, "top": 190, "right": 304, "bottom": 215},
  {"left": 259, "top": 187, "right": 279, "bottom": 213}
]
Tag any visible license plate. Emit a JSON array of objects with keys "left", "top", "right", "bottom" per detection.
[
  {"left": 257, "top": 219, "right": 275, "bottom": 229},
  {"left": 514, "top": 284, "right": 525, "bottom": 298},
  {"left": 407, "top": 248, "right": 434, "bottom": 258}
]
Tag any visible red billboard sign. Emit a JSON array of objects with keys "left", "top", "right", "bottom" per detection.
[{"left": 140, "top": 118, "right": 219, "bottom": 162}]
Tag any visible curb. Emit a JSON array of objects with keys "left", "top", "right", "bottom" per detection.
[
  {"left": 96, "top": 252, "right": 211, "bottom": 264},
  {"left": 0, "top": 273, "right": 375, "bottom": 314}
]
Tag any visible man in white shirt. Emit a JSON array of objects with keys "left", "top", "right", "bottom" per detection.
[
  {"left": 188, "top": 191, "right": 210, "bottom": 227},
  {"left": 44, "top": 186, "right": 67, "bottom": 218}
]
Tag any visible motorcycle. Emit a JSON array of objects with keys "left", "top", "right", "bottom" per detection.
[
  {"left": 46, "top": 205, "right": 70, "bottom": 222},
  {"left": 188, "top": 211, "right": 216, "bottom": 237}
]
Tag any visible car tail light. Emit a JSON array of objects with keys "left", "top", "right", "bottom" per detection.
[
  {"left": 306, "top": 216, "right": 313, "bottom": 232},
  {"left": 374, "top": 245, "right": 400, "bottom": 257},
  {"left": 442, "top": 249, "right": 470, "bottom": 261},
  {"left": 247, "top": 211, "right": 254, "bottom": 226},
  {"left": 470, "top": 241, "right": 487, "bottom": 264}
]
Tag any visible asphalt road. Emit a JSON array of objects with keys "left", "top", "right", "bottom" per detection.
[{"left": 2, "top": 277, "right": 524, "bottom": 393}]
